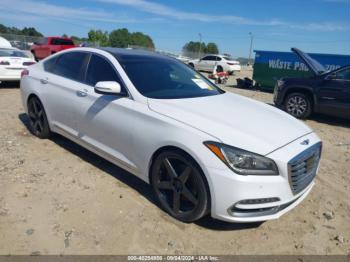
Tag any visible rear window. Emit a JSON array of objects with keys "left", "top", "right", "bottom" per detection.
[
  {"left": 51, "top": 38, "right": 74, "bottom": 46},
  {"left": 0, "top": 49, "right": 30, "bottom": 58}
]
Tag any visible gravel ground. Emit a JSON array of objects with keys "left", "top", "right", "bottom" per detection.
[{"left": 0, "top": 69, "right": 349, "bottom": 255}]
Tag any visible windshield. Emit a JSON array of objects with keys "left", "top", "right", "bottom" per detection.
[
  {"left": 119, "top": 56, "right": 224, "bottom": 99},
  {"left": 0, "top": 49, "right": 29, "bottom": 58}
]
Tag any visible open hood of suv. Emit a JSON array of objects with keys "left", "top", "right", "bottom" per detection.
[{"left": 291, "top": 48, "right": 327, "bottom": 76}]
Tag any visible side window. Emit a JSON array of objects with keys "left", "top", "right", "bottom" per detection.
[
  {"left": 85, "top": 54, "right": 124, "bottom": 88},
  {"left": 207, "top": 56, "right": 218, "bottom": 61},
  {"left": 52, "top": 52, "right": 88, "bottom": 81},
  {"left": 201, "top": 56, "right": 210, "bottom": 61},
  {"left": 51, "top": 38, "right": 74, "bottom": 45},
  {"left": 43, "top": 55, "right": 58, "bottom": 73},
  {"left": 216, "top": 57, "right": 222, "bottom": 61},
  {"left": 336, "top": 68, "right": 350, "bottom": 80}
]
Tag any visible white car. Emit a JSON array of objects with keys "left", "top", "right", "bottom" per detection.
[
  {"left": 20, "top": 47, "right": 322, "bottom": 223},
  {"left": 0, "top": 47, "right": 36, "bottom": 83},
  {"left": 188, "top": 54, "right": 241, "bottom": 74}
]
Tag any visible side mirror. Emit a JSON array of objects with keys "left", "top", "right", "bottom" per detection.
[
  {"left": 94, "top": 81, "right": 121, "bottom": 95},
  {"left": 325, "top": 73, "right": 337, "bottom": 80}
]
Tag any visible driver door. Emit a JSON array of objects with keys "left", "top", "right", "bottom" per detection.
[{"left": 75, "top": 53, "right": 141, "bottom": 173}]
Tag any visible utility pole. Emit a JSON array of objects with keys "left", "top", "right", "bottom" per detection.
[
  {"left": 198, "top": 33, "right": 202, "bottom": 59},
  {"left": 248, "top": 32, "right": 254, "bottom": 66}
]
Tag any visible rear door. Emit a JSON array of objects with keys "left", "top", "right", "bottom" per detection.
[
  {"left": 42, "top": 51, "right": 89, "bottom": 135},
  {"left": 317, "top": 67, "right": 350, "bottom": 119}
]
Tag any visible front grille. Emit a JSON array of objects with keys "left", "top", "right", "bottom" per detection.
[{"left": 288, "top": 142, "right": 322, "bottom": 195}]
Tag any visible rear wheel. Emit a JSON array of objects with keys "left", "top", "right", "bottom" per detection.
[
  {"left": 188, "top": 63, "right": 194, "bottom": 68},
  {"left": 151, "top": 150, "right": 209, "bottom": 222},
  {"left": 27, "top": 96, "right": 51, "bottom": 138},
  {"left": 284, "top": 92, "right": 312, "bottom": 119}
]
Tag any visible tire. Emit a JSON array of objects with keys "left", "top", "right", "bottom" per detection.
[
  {"left": 27, "top": 96, "right": 51, "bottom": 138},
  {"left": 188, "top": 63, "right": 194, "bottom": 68},
  {"left": 150, "top": 150, "right": 209, "bottom": 222},
  {"left": 284, "top": 92, "right": 312, "bottom": 119}
]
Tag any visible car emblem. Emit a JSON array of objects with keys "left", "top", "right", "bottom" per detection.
[{"left": 301, "top": 139, "right": 310, "bottom": 145}]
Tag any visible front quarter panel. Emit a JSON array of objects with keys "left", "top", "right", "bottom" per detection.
[{"left": 126, "top": 101, "right": 228, "bottom": 183}]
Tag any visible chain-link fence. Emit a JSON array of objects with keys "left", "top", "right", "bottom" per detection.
[
  {"left": 0, "top": 33, "right": 43, "bottom": 50},
  {"left": 0, "top": 33, "right": 225, "bottom": 65},
  {"left": 0, "top": 33, "right": 101, "bottom": 50}
]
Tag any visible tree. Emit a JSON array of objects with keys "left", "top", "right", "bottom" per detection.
[
  {"left": 0, "top": 24, "right": 43, "bottom": 36},
  {"left": 109, "top": 28, "right": 154, "bottom": 49},
  {"left": 21, "top": 27, "right": 43, "bottom": 37},
  {"left": 88, "top": 29, "right": 109, "bottom": 46},
  {"left": 0, "top": 24, "right": 8, "bottom": 34},
  {"left": 130, "top": 32, "right": 154, "bottom": 49},
  {"left": 182, "top": 41, "right": 218, "bottom": 58},
  {"left": 206, "top": 42, "right": 219, "bottom": 54},
  {"left": 70, "top": 35, "right": 88, "bottom": 45},
  {"left": 109, "top": 28, "right": 130, "bottom": 48}
]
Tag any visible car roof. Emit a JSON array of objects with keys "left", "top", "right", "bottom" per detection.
[{"left": 99, "top": 47, "right": 173, "bottom": 62}]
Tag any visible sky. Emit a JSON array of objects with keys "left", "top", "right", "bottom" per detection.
[{"left": 0, "top": 0, "right": 349, "bottom": 57}]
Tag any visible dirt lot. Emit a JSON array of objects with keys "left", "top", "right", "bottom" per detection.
[{"left": 0, "top": 69, "right": 349, "bottom": 255}]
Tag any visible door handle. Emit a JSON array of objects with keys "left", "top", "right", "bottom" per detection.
[{"left": 40, "top": 78, "right": 48, "bottom": 84}]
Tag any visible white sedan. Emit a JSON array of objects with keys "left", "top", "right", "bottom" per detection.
[
  {"left": 188, "top": 54, "right": 241, "bottom": 74},
  {"left": 0, "top": 48, "right": 35, "bottom": 83},
  {"left": 20, "top": 47, "right": 321, "bottom": 223}
]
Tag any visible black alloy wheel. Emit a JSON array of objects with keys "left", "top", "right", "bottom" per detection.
[
  {"left": 151, "top": 150, "right": 209, "bottom": 222},
  {"left": 284, "top": 92, "right": 312, "bottom": 119},
  {"left": 27, "top": 97, "right": 51, "bottom": 138}
]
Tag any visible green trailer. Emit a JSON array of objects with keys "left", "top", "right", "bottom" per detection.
[{"left": 253, "top": 50, "right": 350, "bottom": 90}]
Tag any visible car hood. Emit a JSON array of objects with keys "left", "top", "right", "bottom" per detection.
[
  {"left": 148, "top": 92, "right": 312, "bottom": 155},
  {"left": 292, "top": 48, "right": 327, "bottom": 76}
]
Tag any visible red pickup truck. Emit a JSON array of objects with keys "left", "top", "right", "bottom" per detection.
[{"left": 30, "top": 37, "right": 76, "bottom": 60}]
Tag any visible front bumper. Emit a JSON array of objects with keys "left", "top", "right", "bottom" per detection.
[{"left": 205, "top": 132, "right": 321, "bottom": 222}]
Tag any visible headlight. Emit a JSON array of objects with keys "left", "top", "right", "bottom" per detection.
[{"left": 204, "top": 141, "right": 279, "bottom": 176}]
